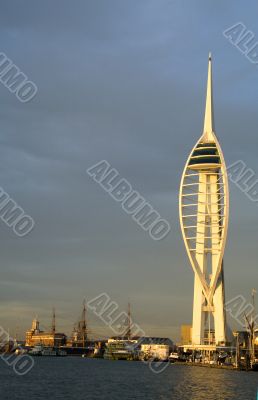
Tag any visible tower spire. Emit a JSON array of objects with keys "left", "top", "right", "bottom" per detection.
[{"left": 203, "top": 52, "right": 215, "bottom": 142}]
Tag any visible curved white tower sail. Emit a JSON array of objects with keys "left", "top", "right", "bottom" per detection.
[{"left": 179, "top": 54, "right": 229, "bottom": 346}]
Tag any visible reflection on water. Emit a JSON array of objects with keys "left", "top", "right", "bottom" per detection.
[
  {"left": 171, "top": 366, "right": 245, "bottom": 399},
  {"left": 0, "top": 358, "right": 257, "bottom": 400}
]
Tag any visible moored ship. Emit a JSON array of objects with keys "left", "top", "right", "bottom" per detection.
[
  {"left": 28, "top": 345, "right": 67, "bottom": 357},
  {"left": 104, "top": 338, "right": 139, "bottom": 361}
]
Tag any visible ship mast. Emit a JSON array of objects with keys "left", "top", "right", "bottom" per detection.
[
  {"left": 124, "top": 302, "right": 132, "bottom": 340},
  {"left": 244, "top": 288, "right": 257, "bottom": 369},
  {"left": 52, "top": 307, "right": 56, "bottom": 335},
  {"left": 81, "top": 299, "right": 87, "bottom": 347}
]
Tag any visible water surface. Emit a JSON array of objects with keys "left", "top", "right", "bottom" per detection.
[{"left": 0, "top": 358, "right": 257, "bottom": 400}]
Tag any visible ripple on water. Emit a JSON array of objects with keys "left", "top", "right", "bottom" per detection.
[{"left": 0, "top": 358, "right": 257, "bottom": 400}]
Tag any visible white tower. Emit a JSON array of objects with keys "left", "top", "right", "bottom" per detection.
[{"left": 179, "top": 54, "right": 229, "bottom": 346}]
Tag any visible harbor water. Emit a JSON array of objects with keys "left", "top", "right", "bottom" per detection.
[{"left": 0, "top": 357, "right": 257, "bottom": 400}]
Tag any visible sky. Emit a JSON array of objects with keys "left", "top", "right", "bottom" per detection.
[{"left": 0, "top": 0, "right": 258, "bottom": 341}]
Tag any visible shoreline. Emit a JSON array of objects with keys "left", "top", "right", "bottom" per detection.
[{"left": 171, "top": 361, "right": 255, "bottom": 372}]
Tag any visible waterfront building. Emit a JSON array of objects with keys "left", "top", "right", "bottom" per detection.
[
  {"left": 140, "top": 337, "right": 173, "bottom": 361},
  {"left": 25, "top": 316, "right": 66, "bottom": 347},
  {"left": 180, "top": 325, "right": 192, "bottom": 345},
  {"left": 255, "top": 329, "right": 258, "bottom": 346},
  {"left": 179, "top": 54, "right": 229, "bottom": 347},
  {"left": 104, "top": 336, "right": 173, "bottom": 361}
]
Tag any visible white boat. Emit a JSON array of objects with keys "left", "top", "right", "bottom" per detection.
[
  {"left": 29, "top": 345, "right": 43, "bottom": 356},
  {"left": 29, "top": 345, "right": 67, "bottom": 357},
  {"left": 15, "top": 348, "right": 27, "bottom": 355},
  {"left": 169, "top": 352, "right": 179, "bottom": 362}
]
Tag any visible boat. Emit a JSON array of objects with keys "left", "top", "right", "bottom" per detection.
[
  {"left": 104, "top": 340, "right": 139, "bottom": 361},
  {"left": 169, "top": 352, "right": 189, "bottom": 362},
  {"left": 14, "top": 348, "right": 27, "bottom": 355},
  {"left": 28, "top": 345, "right": 43, "bottom": 356},
  {"left": 42, "top": 347, "right": 67, "bottom": 357},
  {"left": 169, "top": 352, "right": 179, "bottom": 363},
  {"left": 28, "top": 345, "right": 67, "bottom": 357}
]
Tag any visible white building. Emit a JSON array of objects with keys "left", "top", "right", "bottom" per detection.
[{"left": 140, "top": 337, "right": 173, "bottom": 360}]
